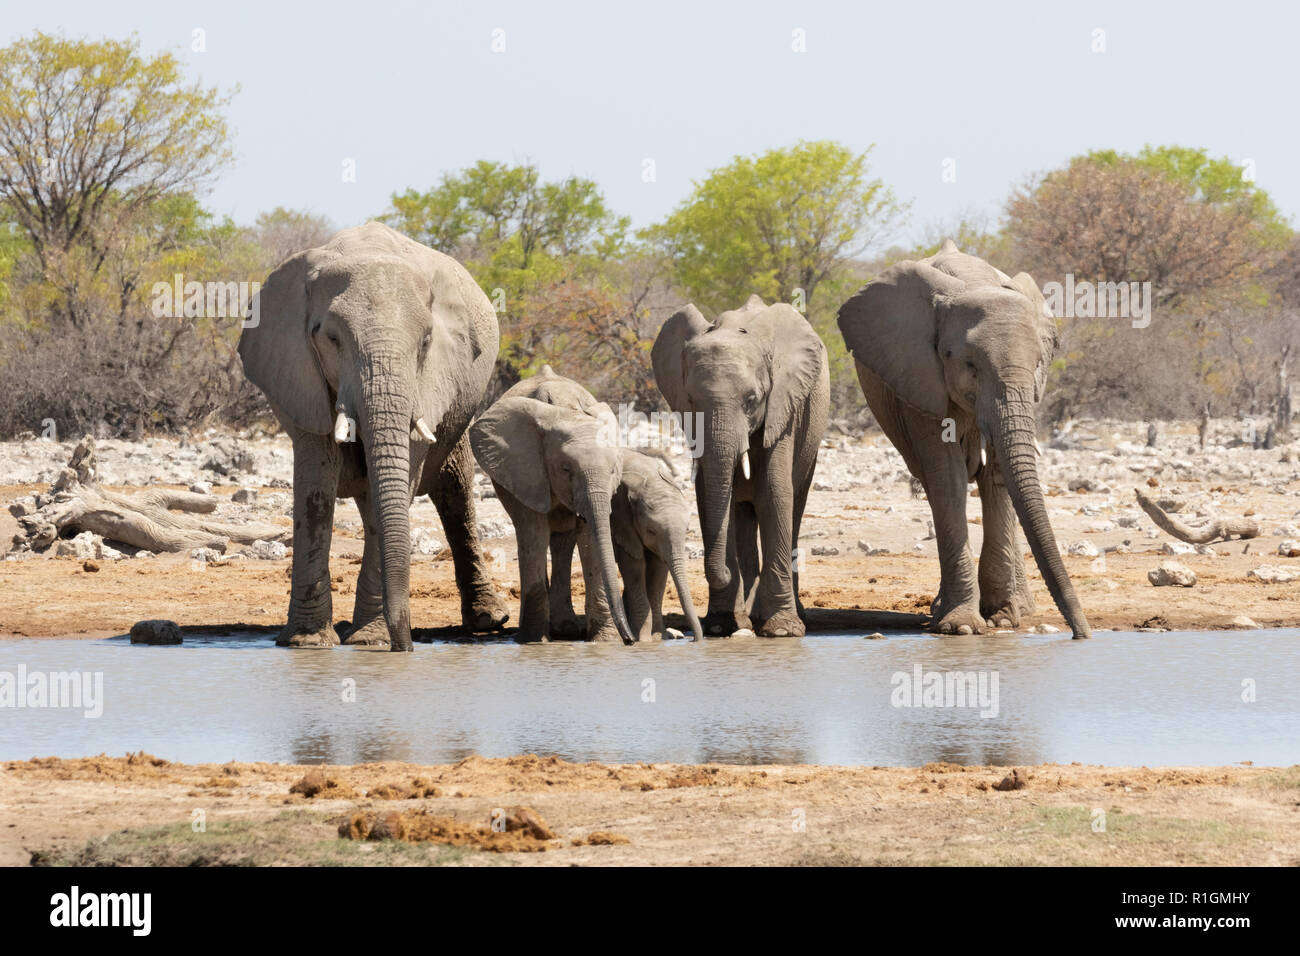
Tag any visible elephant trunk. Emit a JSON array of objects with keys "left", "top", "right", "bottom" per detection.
[
  {"left": 359, "top": 357, "right": 415, "bottom": 652},
  {"left": 667, "top": 528, "right": 703, "bottom": 641},
  {"left": 986, "top": 390, "right": 1092, "bottom": 639},
  {"left": 700, "top": 412, "right": 744, "bottom": 599},
  {"left": 585, "top": 488, "right": 638, "bottom": 646}
]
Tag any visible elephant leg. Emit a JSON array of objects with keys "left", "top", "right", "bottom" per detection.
[
  {"left": 616, "top": 542, "right": 656, "bottom": 642},
  {"left": 752, "top": 437, "right": 802, "bottom": 637},
  {"left": 497, "top": 485, "right": 550, "bottom": 643},
  {"left": 646, "top": 549, "right": 669, "bottom": 637},
  {"left": 791, "top": 470, "right": 813, "bottom": 622},
  {"left": 735, "top": 500, "right": 760, "bottom": 613},
  {"left": 430, "top": 433, "right": 509, "bottom": 633},
  {"left": 576, "top": 521, "right": 619, "bottom": 642},
  {"left": 341, "top": 488, "right": 390, "bottom": 646},
  {"left": 695, "top": 478, "right": 748, "bottom": 635},
  {"left": 976, "top": 454, "right": 1027, "bottom": 629},
  {"left": 914, "top": 426, "right": 984, "bottom": 635},
  {"left": 280, "top": 430, "right": 341, "bottom": 648},
  {"left": 547, "top": 517, "right": 583, "bottom": 638}
]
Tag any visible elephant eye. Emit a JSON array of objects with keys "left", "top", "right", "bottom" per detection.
[
  {"left": 327, "top": 331, "right": 340, "bottom": 346},
  {"left": 421, "top": 329, "right": 432, "bottom": 353}
]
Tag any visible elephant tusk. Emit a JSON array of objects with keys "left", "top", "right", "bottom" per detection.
[
  {"left": 414, "top": 417, "right": 436, "bottom": 442},
  {"left": 980, "top": 434, "right": 987, "bottom": 468},
  {"left": 333, "top": 411, "right": 352, "bottom": 443},
  {"left": 691, "top": 459, "right": 699, "bottom": 484},
  {"left": 741, "top": 450, "right": 751, "bottom": 481}
]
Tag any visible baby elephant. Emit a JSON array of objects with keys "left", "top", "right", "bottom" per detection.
[
  {"left": 470, "top": 394, "right": 637, "bottom": 645},
  {"left": 612, "top": 448, "right": 704, "bottom": 642}
]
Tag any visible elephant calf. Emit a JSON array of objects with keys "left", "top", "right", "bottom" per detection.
[
  {"left": 836, "top": 240, "right": 1091, "bottom": 639},
  {"left": 469, "top": 394, "right": 637, "bottom": 645},
  {"left": 652, "top": 295, "right": 829, "bottom": 638},
  {"left": 612, "top": 448, "right": 704, "bottom": 642}
]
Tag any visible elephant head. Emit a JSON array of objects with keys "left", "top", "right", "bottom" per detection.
[
  {"left": 239, "top": 222, "right": 493, "bottom": 651},
  {"left": 470, "top": 395, "right": 637, "bottom": 645},
  {"left": 618, "top": 449, "right": 704, "bottom": 641},
  {"left": 836, "top": 241, "right": 1091, "bottom": 639},
  {"left": 651, "top": 295, "right": 824, "bottom": 604}
]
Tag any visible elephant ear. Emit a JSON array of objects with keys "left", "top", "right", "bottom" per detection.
[
  {"left": 469, "top": 396, "right": 555, "bottom": 514},
  {"left": 1006, "top": 270, "right": 1060, "bottom": 404},
  {"left": 748, "top": 304, "right": 826, "bottom": 448},
  {"left": 238, "top": 249, "right": 335, "bottom": 434},
  {"left": 651, "top": 304, "right": 710, "bottom": 413},
  {"left": 836, "top": 260, "right": 967, "bottom": 419},
  {"left": 416, "top": 244, "right": 496, "bottom": 437}
]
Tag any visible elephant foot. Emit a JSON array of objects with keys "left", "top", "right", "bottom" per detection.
[
  {"left": 341, "top": 618, "right": 391, "bottom": 646},
  {"left": 756, "top": 609, "right": 805, "bottom": 638},
  {"left": 549, "top": 611, "right": 584, "bottom": 640},
  {"left": 277, "top": 622, "right": 340, "bottom": 648},
  {"left": 979, "top": 602, "right": 1020, "bottom": 630},
  {"left": 466, "top": 588, "right": 509, "bottom": 633},
  {"left": 702, "top": 610, "right": 749, "bottom": 637},
  {"left": 513, "top": 624, "right": 550, "bottom": 644},
  {"left": 931, "top": 604, "right": 988, "bottom": 636},
  {"left": 586, "top": 622, "right": 622, "bottom": 643}
]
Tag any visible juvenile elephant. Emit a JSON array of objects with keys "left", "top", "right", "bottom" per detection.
[
  {"left": 612, "top": 448, "right": 704, "bottom": 642},
  {"left": 493, "top": 365, "right": 620, "bottom": 640},
  {"left": 836, "top": 240, "right": 1091, "bottom": 639},
  {"left": 652, "top": 295, "right": 829, "bottom": 637},
  {"left": 469, "top": 394, "right": 637, "bottom": 645},
  {"left": 238, "top": 221, "right": 508, "bottom": 651}
]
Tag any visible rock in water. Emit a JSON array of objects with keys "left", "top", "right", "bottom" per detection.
[{"left": 130, "top": 620, "right": 183, "bottom": 645}]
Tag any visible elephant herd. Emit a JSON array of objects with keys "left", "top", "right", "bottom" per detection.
[{"left": 237, "top": 222, "right": 1091, "bottom": 652}]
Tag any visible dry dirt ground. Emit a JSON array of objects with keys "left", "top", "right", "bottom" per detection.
[{"left": 3, "top": 755, "right": 1298, "bottom": 866}]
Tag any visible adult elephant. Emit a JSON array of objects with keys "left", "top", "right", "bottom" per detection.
[
  {"left": 470, "top": 395, "right": 638, "bottom": 645},
  {"left": 836, "top": 240, "right": 1091, "bottom": 639},
  {"left": 238, "top": 221, "right": 508, "bottom": 651},
  {"left": 652, "top": 295, "right": 829, "bottom": 637}
]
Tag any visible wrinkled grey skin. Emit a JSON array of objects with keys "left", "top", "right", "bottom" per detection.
[
  {"left": 496, "top": 365, "right": 622, "bottom": 640},
  {"left": 836, "top": 240, "right": 1091, "bottom": 639},
  {"left": 652, "top": 295, "right": 829, "bottom": 638},
  {"left": 469, "top": 394, "right": 637, "bottom": 645},
  {"left": 238, "top": 222, "right": 508, "bottom": 651},
  {"left": 612, "top": 448, "right": 704, "bottom": 642}
]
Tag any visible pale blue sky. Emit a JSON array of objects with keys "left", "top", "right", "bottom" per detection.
[{"left": 7, "top": 0, "right": 1296, "bottom": 245}]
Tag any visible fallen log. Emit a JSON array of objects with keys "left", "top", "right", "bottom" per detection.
[
  {"left": 1134, "top": 488, "right": 1259, "bottom": 544},
  {"left": 9, "top": 435, "right": 289, "bottom": 555}
]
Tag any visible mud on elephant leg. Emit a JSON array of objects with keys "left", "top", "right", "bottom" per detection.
[
  {"left": 976, "top": 456, "right": 1023, "bottom": 630},
  {"left": 280, "top": 431, "right": 341, "bottom": 648},
  {"left": 341, "top": 489, "right": 391, "bottom": 646},
  {"left": 546, "top": 520, "right": 583, "bottom": 639},
  {"left": 430, "top": 434, "right": 509, "bottom": 633}
]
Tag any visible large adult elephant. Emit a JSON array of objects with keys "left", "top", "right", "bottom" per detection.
[
  {"left": 652, "top": 295, "right": 829, "bottom": 638},
  {"left": 836, "top": 240, "right": 1091, "bottom": 639},
  {"left": 238, "top": 221, "right": 508, "bottom": 651},
  {"left": 469, "top": 394, "right": 638, "bottom": 645}
]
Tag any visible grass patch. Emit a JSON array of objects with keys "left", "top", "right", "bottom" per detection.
[
  {"left": 1247, "top": 766, "right": 1300, "bottom": 789},
  {"left": 31, "top": 811, "right": 489, "bottom": 867}
]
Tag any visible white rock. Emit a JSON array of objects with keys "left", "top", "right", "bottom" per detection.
[
  {"left": 811, "top": 545, "right": 838, "bottom": 556},
  {"left": 1161, "top": 540, "right": 1196, "bottom": 555},
  {"left": 243, "top": 539, "right": 287, "bottom": 560},
  {"left": 189, "top": 481, "right": 212, "bottom": 495},
  {"left": 1228, "top": 615, "right": 1260, "bottom": 629},
  {"left": 1067, "top": 541, "right": 1100, "bottom": 557},
  {"left": 190, "top": 547, "right": 224, "bottom": 563},
  {"left": 1248, "top": 564, "right": 1300, "bottom": 584},
  {"left": 1277, "top": 540, "right": 1300, "bottom": 558},
  {"left": 1148, "top": 560, "right": 1196, "bottom": 587},
  {"left": 410, "top": 528, "right": 443, "bottom": 555},
  {"left": 1032, "top": 623, "right": 1061, "bottom": 634}
]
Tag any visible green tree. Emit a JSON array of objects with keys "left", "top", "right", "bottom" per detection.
[
  {"left": 0, "top": 32, "right": 234, "bottom": 327},
  {"left": 648, "top": 141, "right": 907, "bottom": 314}
]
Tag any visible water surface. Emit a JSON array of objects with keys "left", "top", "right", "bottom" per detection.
[{"left": 1, "top": 630, "right": 1296, "bottom": 766}]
